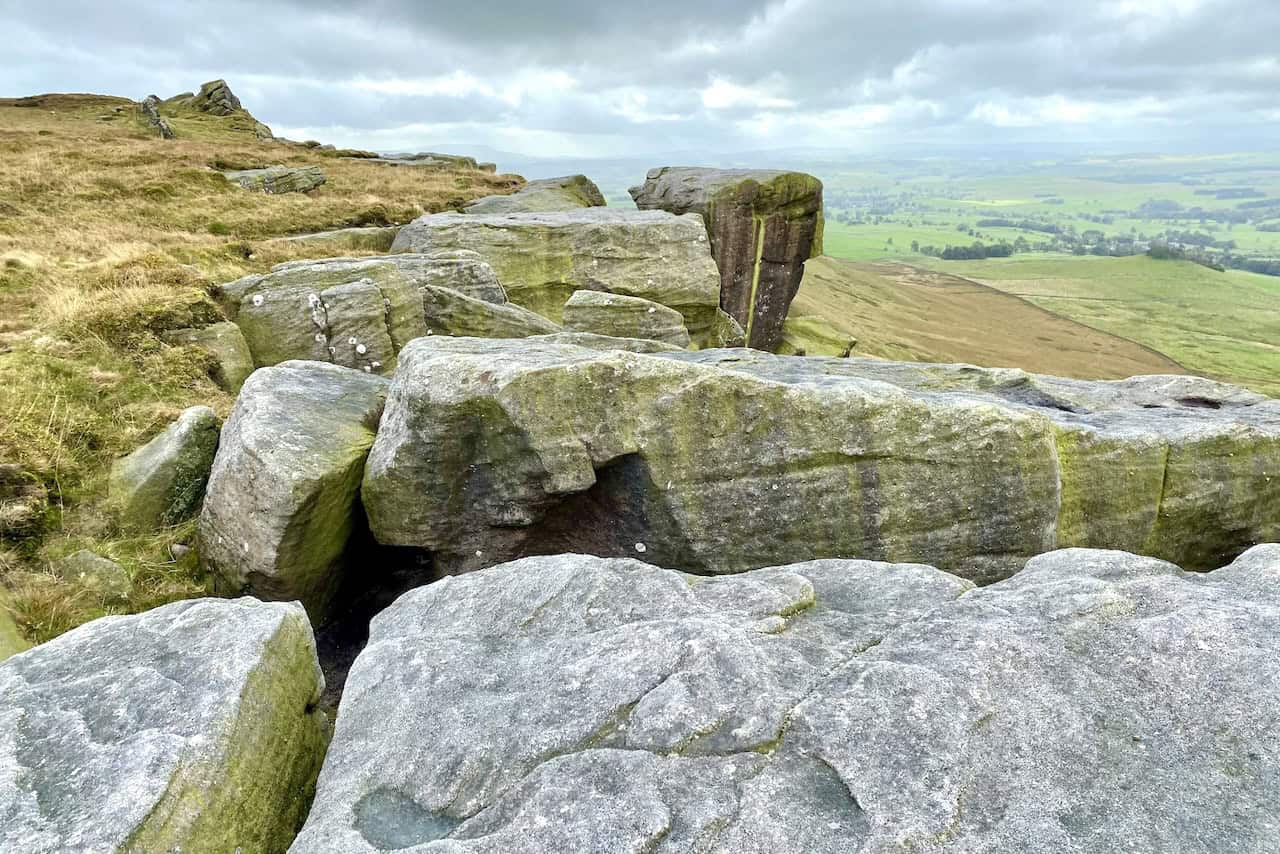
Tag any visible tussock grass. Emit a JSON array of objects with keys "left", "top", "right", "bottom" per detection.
[{"left": 0, "top": 93, "right": 521, "bottom": 641}]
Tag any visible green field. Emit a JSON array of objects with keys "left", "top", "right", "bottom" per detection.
[
  {"left": 809, "top": 152, "right": 1280, "bottom": 396},
  {"left": 914, "top": 254, "right": 1280, "bottom": 396}
]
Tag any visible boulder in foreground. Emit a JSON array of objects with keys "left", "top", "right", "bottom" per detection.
[
  {"left": 293, "top": 546, "right": 1280, "bottom": 853},
  {"left": 0, "top": 597, "right": 326, "bottom": 854},
  {"left": 389, "top": 209, "right": 722, "bottom": 341},
  {"left": 363, "top": 338, "right": 1280, "bottom": 582},
  {"left": 199, "top": 361, "right": 388, "bottom": 619},
  {"left": 631, "top": 167, "right": 823, "bottom": 351}
]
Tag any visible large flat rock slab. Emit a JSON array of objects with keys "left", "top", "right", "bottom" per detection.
[
  {"left": 199, "top": 361, "right": 389, "bottom": 619},
  {"left": 631, "top": 167, "right": 824, "bottom": 351},
  {"left": 362, "top": 339, "right": 1280, "bottom": 582},
  {"left": 291, "top": 546, "right": 1280, "bottom": 852},
  {"left": 389, "top": 209, "right": 722, "bottom": 342},
  {"left": 1, "top": 597, "right": 327, "bottom": 854}
]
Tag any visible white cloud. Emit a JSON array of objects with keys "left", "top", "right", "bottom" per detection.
[{"left": 701, "top": 77, "right": 796, "bottom": 110}]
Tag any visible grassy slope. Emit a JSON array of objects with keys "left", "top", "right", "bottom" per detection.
[
  {"left": 0, "top": 93, "right": 518, "bottom": 641},
  {"left": 922, "top": 254, "right": 1280, "bottom": 397},
  {"left": 788, "top": 257, "right": 1186, "bottom": 379}
]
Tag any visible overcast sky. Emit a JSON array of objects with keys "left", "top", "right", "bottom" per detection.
[{"left": 4, "top": 0, "right": 1278, "bottom": 158}]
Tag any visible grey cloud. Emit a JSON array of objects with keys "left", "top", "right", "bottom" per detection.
[{"left": 2, "top": 0, "right": 1276, "bottom": 157}]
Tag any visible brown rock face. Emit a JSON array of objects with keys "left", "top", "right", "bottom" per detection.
[{"left": 630, "top": 167, "right": 823, "bottom": 351}]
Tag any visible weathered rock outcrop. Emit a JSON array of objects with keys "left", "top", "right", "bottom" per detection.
[
  {"left": 224, "top": 165, "right": 325, "bottom": 195},
  {"left": 357, "top": 152, "right": 497, "bottom": 172},
  {"left": 422, "top": 286, "right": 561, "bottom": 339},
  {"left": 362, "top": 339, "right": 1280, "bottom": 582},
  {"left": 139, "top": 94, "right": 174, "bottom": 139},
  {"left": 390, "top": 209, "right": 722, "bottom": 341},
  {"left": 188, "top": 78, "right": 242, "bottom": 116},
  {"left": 464, "top": 174, "right": 607, "bottom": 214},
  {"left": 631, "top": 167, "right": 824, "bottom": 351},
  {"left": 199, "top": 362, "right": 388, "bottom": 619},
  {"left": 109, "top": 405, "right": 220, "bottom": 531},
  {"left": 292, "top": 546, "right": 1280, "bottom": 853},
  {"left": 0, "top": 597, "right": 326, "bottom": 854},
  {"left": 53, "top": 550, "right": 131, "bottom": 604},
  {"left": 562, "top": 290, "right": 690, "bottom": 347},
  {"left": 163, "top": 321, "right": 255, "bottom": 392},
  {"left": 215, "top": 254, "right": 510, "bottom": 373}
]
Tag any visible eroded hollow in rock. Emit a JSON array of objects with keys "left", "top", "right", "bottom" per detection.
[
  {"left": 509, "top": 453, "right": 700, "bottom": 572},
  {"left": 354, "top": 788, "right": 462, "bottom": 850}
]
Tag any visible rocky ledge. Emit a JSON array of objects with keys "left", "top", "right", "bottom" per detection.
[{"left": 291, "top": 546, "right": 1280, "bottom": 852}]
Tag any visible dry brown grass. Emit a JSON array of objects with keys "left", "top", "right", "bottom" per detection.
[{"left": 0, "top": 94, "right": 521, "bottom": 641}]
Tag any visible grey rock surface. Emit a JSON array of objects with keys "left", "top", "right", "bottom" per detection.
[
  {"left": 216, "top": 253, "right": 507, "bottom": 373},
  {"left": 363, "top": 338, "right": 1280, "bottom": 582},
  {"left": 0, "top": 597, "right": 326, "bottom": 854},
  {"left": 163, "top": 321, "right": 255, "bottom": 391},
  {"left": 294, "top": 547, "right": 1280, "bottom": 852},
  {"left": 109, "top": 405, "right": 220, "bottom": 531},
  {"left": 631, "top": 167, "right": 824, "bottom": 351},
  {"left": 187, "top": 78, "right": 243, "bottom": 115},
  {"left": 139, "top": 94, "right": 174, "bottom": 139},
  {"left": 199, "top": 361, "right": 388, "bottom": 619},
  {"left": 53, "top": 550, "right": 132, "bottom": 604},
  {"left": 389, "top": 209, "right": 722, "bottom": 342},
  {"left": 224, "top": 165, "right": 326, "bottom": 195},
  {"left": 562, "top": 290, "right": 691, "bottom": 347},
  {"left": 422, "top": 286, "right": 561, "bottom": 339},
  {"left": 464, "top": 174, "right": 607, "bottom": 214}
]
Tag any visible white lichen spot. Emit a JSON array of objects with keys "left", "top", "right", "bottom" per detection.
[
  {"left": 251, "top": 294, "right": 265, "bottom": 307},
  {"left": 314, "top": 333, "right": 326, "bottom": 343},
  {"left": 308, "top": 293, "right": 321, "bottom": 308},
  {"left": 362, "top": 366, "right": 372, "bottom": 373},
  {"left": 634, "top": 542, "right": 647, "bottom": 554},
  {"left": 648, "top": 307, "right": 657, "bottom": 314},
  {"left": 475, "top": 550, "right": 484, "bottom": 558},
  {"left": 348, "top": 337, "right": 358, "bottom": 346},
  {"left": 371, "top": 361, "right": 382, "bottom": 369},
  {"left": 356, "top": 344, "right": 368, "bottom": 355}
]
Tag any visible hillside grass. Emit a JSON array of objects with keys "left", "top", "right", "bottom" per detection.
[
  {"left": 0, "top": 94, "right": 519, "bottom": 641},
  {"left": 922, "top": 254, "right": 1280, "bottom": 396},
  {"left": 787, "top": 257, "right": 1186, "bottom": 379}
]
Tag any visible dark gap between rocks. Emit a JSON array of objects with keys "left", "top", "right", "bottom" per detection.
[{"left": 313, "top": 516, "right": 433, "bottom": 714}]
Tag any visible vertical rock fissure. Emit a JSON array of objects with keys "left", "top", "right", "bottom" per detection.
[{"left": 745, "top": 215, "right": 768, "bottom": 344}]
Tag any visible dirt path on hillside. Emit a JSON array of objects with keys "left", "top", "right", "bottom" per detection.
[{"left": 790, "top": 257, "right": 1188, "bottom": 380}]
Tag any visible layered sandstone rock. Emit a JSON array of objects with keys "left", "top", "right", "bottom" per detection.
[
  {"left": 361, "top": 339, "right": 1280, "bottom": 583},
  {"left": 464, "top": 174, "right": 607, "bottom": 214},
  {"left": 631, "top": 167, "right": 823, "bottom": 351},
  {"left": 390, "top": 209, "right": 722, "bottom": 342}
]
